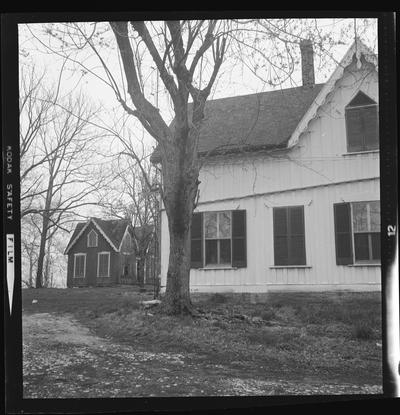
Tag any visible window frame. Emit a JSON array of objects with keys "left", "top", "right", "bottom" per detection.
[
  {"left": 87, "top": 229, "right": 98, "bottom": 248},
  {"left": 73, "top": 253, "right": 86, "bottom": 278},
  {"left": 350, "top": 201, "right": 380, "bottom": 264},
  {"left": 345, "top": 92, "right": 379, "bottom": 153},
  {"left": 203, "top": 210, "right": 233, "bottom": 267},
  {"left": 97, "top": 251, "right": 111, "bottom": 278}
]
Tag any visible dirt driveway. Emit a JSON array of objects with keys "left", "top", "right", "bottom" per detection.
[{"left": 23, "top": 312, "right": 382, "bottom": 398}]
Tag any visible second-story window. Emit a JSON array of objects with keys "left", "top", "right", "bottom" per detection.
[{"left": 345, "top": 91, "right": 379, "bottom": 153}]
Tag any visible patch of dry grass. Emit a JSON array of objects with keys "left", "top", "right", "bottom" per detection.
[{"left": 22, "top": 288, "right": 383, "bottom": 384}]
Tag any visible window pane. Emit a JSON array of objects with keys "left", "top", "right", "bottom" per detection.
[
  {"left": 352, "top": 202, "right": 368, "bottom": 232},
  {"left": 369, "top": 201, "right": 380, "bottom": 232},
  {"left": 204, "top": 212, "right": 218, "bottom": 238},
  {"left": 205, "top": 240, "right": 218, "bottom": 265},
  {"left": 219, "top": 212, "right": 231, "bottom": 238},
  {"left": 219, "top": 239, "right": 231, "bottom": 264},
  {"left": 371, "top": 233, "right": 381, "bottom": 260},
  {"left": 354, "top": 233, "right": 370, "bottom": 261}
]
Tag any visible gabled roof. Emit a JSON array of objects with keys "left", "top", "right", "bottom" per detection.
[
  {"left": 287, "top": 38, "right": 377, "bottom": 148},
  {"left": 151, "top": 83, "right": 323, "bottom": 162},
  {"left": 151, "top": 39, "right": 377, "bottom": 163},
  {"left": 64, "top": 218, "right": 132, "bottom": 254}
]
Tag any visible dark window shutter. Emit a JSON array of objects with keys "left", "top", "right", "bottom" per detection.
[
  {"left": 363, "top": 106, "right": 379, "bottom": 150},
  {"left": 334, "top": 203, "right": 353, "bottom": 265},
  {"left": 273, "top": 208, "right": 288, "bottom": 265},
  {"left": 346, "top": 107, "right": 365, "bottom": 152},
  {"left": 190, "top": 212, "right": 203, "bottom": 268},
  {"left": 346, "top": 104, "right": 379, "bottom": 152},
  {"left": 273, "top": 206, "right": 306, "bottom": 266},
  {"left": 288, "top": 206, "right": 306, "bottom": 265},
  {"left": 232, "top": 210, "right": 246, "bottom": 268}
]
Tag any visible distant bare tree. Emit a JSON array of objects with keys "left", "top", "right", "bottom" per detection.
[
  {"left": 99, "top": 140, "right": 159, "bottom": 289},
  {"left": 20, "top": 65, "right": 105, "bottom": 288}
]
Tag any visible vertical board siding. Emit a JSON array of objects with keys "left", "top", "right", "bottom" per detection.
[{"left": 161, "top": 178, "right": 381, "bottom": 292}]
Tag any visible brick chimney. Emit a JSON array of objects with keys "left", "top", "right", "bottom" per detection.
[{"left": 300, "top": 39, "right": 315, "bottom": 87}]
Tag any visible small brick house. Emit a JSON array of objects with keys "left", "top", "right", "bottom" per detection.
[{"left": 64, "top": 218, "right": 136, "bottom": 287}]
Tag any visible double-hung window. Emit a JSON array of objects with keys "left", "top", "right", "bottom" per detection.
[
  {"left": 204, "top": 211, "right": 232, "bottom": 266},
  {"left": 97, "top": 252, "right": 110, "bottom": 277},
  {"left": 352, "top": 201, "right": 380, "bottom": 263},
  {"left": 334, "top": 200, "right": 380, "bottom": 265},
  {"left": 73, "top": 253, "right": 86, "bottom": 278},
  {"left": 190, "top": 210, "right": 247, "bottom": 268}
]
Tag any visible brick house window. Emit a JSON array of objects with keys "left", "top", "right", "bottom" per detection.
[
  {"left": 345, "top": 91, "right": 379, "bottom": 152},
  {"left": 73, "top": 253, "right": 86, "bottom": 278}
]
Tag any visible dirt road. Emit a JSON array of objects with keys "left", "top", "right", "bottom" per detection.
[{"left": 23, "top": 312, "right": 382, "bottom": 398}]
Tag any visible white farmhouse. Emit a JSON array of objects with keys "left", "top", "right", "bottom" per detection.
[{"left": 154, "top": 39, "right": 380, "bottom": 293}]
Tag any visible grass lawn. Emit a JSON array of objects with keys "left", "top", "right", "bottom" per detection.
[{"left": 22, "top": 287, "right": 383, "bottom": 397}]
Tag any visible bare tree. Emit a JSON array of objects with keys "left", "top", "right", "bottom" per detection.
[
  {"left": 99, "top": 142, "right": 159, "bottom": 289},
  {"left": 20, "top": 65, "right": 106, "bottom": 288}
]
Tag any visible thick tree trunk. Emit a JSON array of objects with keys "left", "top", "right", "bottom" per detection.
[
  {"left": 162, "top": 157, "right": 199, "bottom": 314},
  {"left": 164, "top": 228, "right": 192, "bottom": 314}
]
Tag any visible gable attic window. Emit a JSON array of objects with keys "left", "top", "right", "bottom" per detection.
[
  {"left": 87, "top": 229, "right": 98, "bottom": 247},
  {"left": 190, "top": 210, "right": 247, "bottom": 268},
  {"left": 345, "top": 91, "right": 379, "bottom": 152}
]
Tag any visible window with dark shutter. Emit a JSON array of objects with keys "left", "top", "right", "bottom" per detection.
[
  {"left": 345, "top": 91, "right": 379, "bottom": 152},
  {"left": 232, "top": 210, "right": 247, "bottom": 268},
  {"left": 190, "top": 210, "right": 247, "bottom": 269},
  {"left": 190, "top": 212, "right": 203, "bottom": 268},
  {"left": 273, "top": 206, "right": 306, "bottom": 266},
  {"left": 334, "top": 201, "right": 380, "bottom": 265}
]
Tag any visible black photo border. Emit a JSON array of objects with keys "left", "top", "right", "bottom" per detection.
[{"left": 2, "top": 9, "right": 398, "bottom": 414}]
